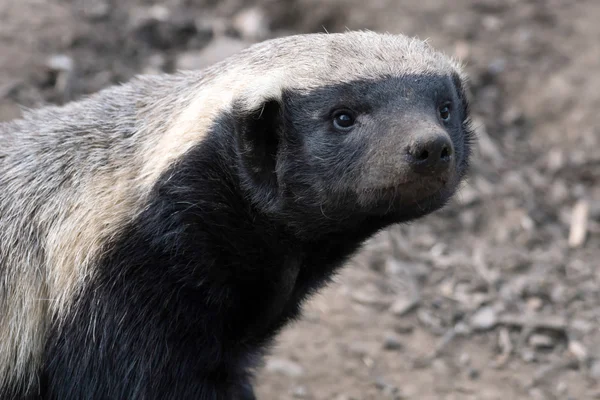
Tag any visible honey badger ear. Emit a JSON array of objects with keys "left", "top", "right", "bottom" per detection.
[{"left": 232, "top": 97, "right": 285, "bottom": 206}]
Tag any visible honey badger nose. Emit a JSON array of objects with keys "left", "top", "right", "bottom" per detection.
[{"left": 406, "top": 133, "right": 453, "bottom": 175}]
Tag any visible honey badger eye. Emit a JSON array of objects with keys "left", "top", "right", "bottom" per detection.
[
  {"left": 438, "top": 103, "right": 451, "bottom": 122},
  {"left": 332, "top": 110, "right": 356, "bottom": 131}
]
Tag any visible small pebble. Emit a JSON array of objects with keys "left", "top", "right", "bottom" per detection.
[
  {"left": 335, "top": 395, "right": 357, "bottom": 400},
  {"left": 417, "top": 309, "right": 443, "bottom": 333},
  {"left": 382, "top": 333, "right": 403, "bottom": 351},
  {"left": 81, "top": 0, "right": 110, "bottom": 20},
  {"left": 454, "top": 322, "right": 472, "bottom": 336},
  {"left": 569, "top": 200, "right": 590, "bottom": 248},
  {"left": 568, "top": 340, "right": 588, "bottom": 362},
  {"left": 232, "top": 7, "right": 270, "bottom": 40},
  {"left": 265, "top": 358, "right": 304, "bottom": 378},
  {"left": 526, "top": 296, "right": 543, "bottom": 311},
  {"left": 529, "top": 333, "right": 555, "bottom": 350},
  {"left": 482, "top": 15, "right": 502, "bottom": 31},
  {"left": 129, "top": 5, "right": 169, "bottom": 30},
  {"left": 454, "top": 40, "right": 470, "bottom": 60},
  {"left": 467, "top": 368, "right": 480, "bottom": 380},
  {"left": 389, "top": 296, "right": 418, "bottom": 317},
  {"left": 351, "top": 289, "right": 391, "bottom": 309},
  {"left": 292, "top": 385, "right": 308, "bottom": 398},
  {"left": 46, "top": 55, "right": 74, "bottom": 72},
  {"left": 556, "top": 381, "right": 568, "bottom": 395},
  {"left": 469, "top": 306, "right": 498, "bottom": 331},
  {"left": 521, "top": 348, "right": 537, "bottom": 363}
]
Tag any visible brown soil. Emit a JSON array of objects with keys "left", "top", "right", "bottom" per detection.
[{"left": 1, "top": 0, "right": 599, "bottom": 399}]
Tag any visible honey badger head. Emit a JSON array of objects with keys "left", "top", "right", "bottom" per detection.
[{"left": 228, "top": 31, "right": 473, "bottom": 235}]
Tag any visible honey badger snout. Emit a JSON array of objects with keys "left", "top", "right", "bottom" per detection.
[{"left": 406, "top": 131, "right": 454, "bottom": 176}]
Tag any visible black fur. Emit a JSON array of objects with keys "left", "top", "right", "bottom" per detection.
[{"left": 37, "top": 76, "right": 472, "bottom": 399}]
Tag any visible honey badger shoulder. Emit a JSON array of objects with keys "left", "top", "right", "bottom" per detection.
[{"left": 0, "top": 31, "right": 473, "bottom": 399}]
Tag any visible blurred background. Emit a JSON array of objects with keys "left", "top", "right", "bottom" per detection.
[{"left": 1, "top": 0, "right": 599, "bottom": 398}]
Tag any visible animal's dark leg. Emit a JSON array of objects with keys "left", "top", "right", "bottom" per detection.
[
  {"left": 198, "top": 377, "right": 256, "bottom": 400},
  {"left": 237, "top": 380, "right": 257, "bottom": 400}
]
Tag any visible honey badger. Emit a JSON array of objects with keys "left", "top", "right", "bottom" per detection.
[{"left": 0, "top": 31, "right": 473, "bottom": 399}]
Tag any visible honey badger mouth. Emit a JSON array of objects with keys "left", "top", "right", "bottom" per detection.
[
  {"left": 352, "top": 172, "right": 459, "bottom": 216},
  {"left": 304, "top": 166, "right": 460, "bottom": 224}
]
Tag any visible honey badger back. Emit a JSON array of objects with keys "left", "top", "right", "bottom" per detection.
[{"left": 0, "top": 31, "right": 473, "bottom": 399}]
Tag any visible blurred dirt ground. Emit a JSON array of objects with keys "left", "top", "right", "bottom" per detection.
[{"left": 1, "top": 0, "right": 599, "bottom": 399}]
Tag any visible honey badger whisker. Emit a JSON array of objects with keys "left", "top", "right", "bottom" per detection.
[{"left": 0, "top": 31, "right": 472, "bottom": 399}]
